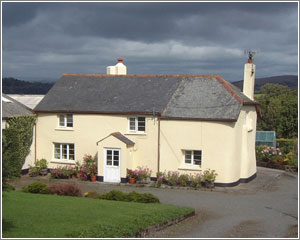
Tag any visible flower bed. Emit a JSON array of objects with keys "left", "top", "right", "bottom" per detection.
[
  {"left": 127, "top": 166, "right": 152, "bottom": 184},
  {"left": 50, "top": 154, "right": 98, "bottom": 181},
  {"left": 155, "top": 169, "right": 217, "bottom": 189},
  {"left": 256, "top": 145, "right": 298, "bottom": 171}
]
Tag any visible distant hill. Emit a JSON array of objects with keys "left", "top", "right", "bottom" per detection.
[
  {"left": 232, "top": 75, "right": 298, "bottom": 92},
  {"left": 2, "top": 78, "right": 54, "bottom": 94},
  {"left": 2, "top": 75, "right": 298, "bottom": 95}
]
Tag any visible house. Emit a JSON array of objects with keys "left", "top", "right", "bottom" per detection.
[
  {"left": 34, "top": 57, "right": 259, "bottom": 186},
  {"left": 2, "top": 94, "right": 36, "bottom": 170}
]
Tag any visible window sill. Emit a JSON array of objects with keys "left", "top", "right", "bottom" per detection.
[
  {"left": 50, "top": 159, "right": 76, "bottom": 165},
  {"left": 55, "top": 128, "right": 74, "bottom": 131},
  {"left": 124, "top": 132, "right": 147, "bottom": 136},
  {"left": 178, "top": 165, "right": 202, "bottom": 171}
]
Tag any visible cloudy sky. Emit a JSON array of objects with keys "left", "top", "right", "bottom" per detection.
[{"left": 2, "top": 1, "right": 298, "bottom": 82}]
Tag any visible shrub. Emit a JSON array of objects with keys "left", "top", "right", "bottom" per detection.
[
  {"left": 277, "top": 138, "right": 298, "bottom": 155},
  {"left": 28, "top": 165, "right": 39, "bottom": 177},
  {"left": 48, "top": 183, "right": 82, "bottom": 197},
  {"left": 2, "top": 115, "right": 36, "bottom": 184},
  {"left": 99, "top": 190, "right": 160, "bottom": 203},
  {"left": 84, "top": 191, "right": 100, "bottom": 199},
  {"left": 202, "top": 169, "right": 218, "bottom": 182},
  {"left": 2, "top": 182, "right": 15, "bottom": 191},
  {"left": 288, "top": 157, "right": 298, "bottom": 167},
  {"left": 23, "top": 182, "right": 48, "bottom": 194},
  {"left": 257, "top": 145, "right": 283, "bottom": 163},
  {"left": 166, "top": 171, "right": 180, "bottom": 186},
  {"left": 99, "top": 190, "right": 127, "bottom": 201},
  {"left": 178, "top": 174, "right": 189, "bottom": 187},
  {"left": 189, "top": 173, "right": 202, "bottom": 189},
  {"left": 35, "top": 158, "right": 48, "bottom": 170},
  {"left": 50, "top": 166, "right": 75, "bottom": 179},
  {"left": 127, "top": 166, "right": 152, "bottom": 181},
  {"left": 82, "top": 154, "right": 97, "bottom": 178},
  {"left": 155, "top": 171, "right": 165, "bottom": 187},
  {"left": 127, "top": 192, "right": 160, "bottom": 203}
]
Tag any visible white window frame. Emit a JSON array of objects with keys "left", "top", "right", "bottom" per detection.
[
  {"left": 58, "top": 114, "right": 73, "bottom": 128},
  {"left": 128, "top": 116, "right": 146, "bottom": 133},
  {"left": 184, "top": 150, "right": 202, "bottom": 166},
  {"left": 53, "top": 143, "right": 75, "bottom": 162},
  {"left": 105, "top": 148, "right": 121, "bottom": 167}
]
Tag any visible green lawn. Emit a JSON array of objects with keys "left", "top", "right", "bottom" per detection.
[{"left": 2, "top": 191, "right": 194, "bottom": 238}]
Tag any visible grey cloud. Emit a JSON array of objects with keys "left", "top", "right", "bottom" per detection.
[{"left": 1, "top": 2, "right": 298, "bottom": 82}]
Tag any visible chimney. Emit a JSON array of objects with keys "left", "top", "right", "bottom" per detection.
[
  {"left": 106, "top": 58, "right": 127, "bottom": 75},
  {"left": 243, "top": 52, "right": 256, "bottom": 100}
]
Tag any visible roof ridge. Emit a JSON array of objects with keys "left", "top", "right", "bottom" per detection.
[
  {"left": 62, "top": 73, "right": 220, "bottom": 78},
  {"left": 215, "top": 75, "right": 244, "bottom": 104}
]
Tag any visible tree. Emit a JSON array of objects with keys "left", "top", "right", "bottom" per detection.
[
  {"left": 2, "top": 116, "right": 36, "bottom": 185},
  {"left": 255, "top": 84, "right": 298, "bottom": 139}
]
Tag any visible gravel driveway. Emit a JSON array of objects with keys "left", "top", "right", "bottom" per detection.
[{"left": 10, "top": 167, "right": 298, "bottom": 238}]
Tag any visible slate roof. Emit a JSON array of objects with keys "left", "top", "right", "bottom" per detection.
[
  {"left": 34, "top": 74, "right": 258, "bottom": 121},
  {"left": 2, "top": 94, "right": 33, "bottom": 119}
]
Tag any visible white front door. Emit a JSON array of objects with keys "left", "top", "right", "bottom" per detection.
[{"left": 104, "top": 148, "right": 121, "bottom": 183}]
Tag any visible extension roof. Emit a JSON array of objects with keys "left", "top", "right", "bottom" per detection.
[
  {"left": 96, "top": 132, "right": 135, "bottom": 146},
  {"left": 34, "top": 74, "right": 258, "bottom": 121},
  {"left": 2, "top": 94, "right": 33, "bottom": 119}
]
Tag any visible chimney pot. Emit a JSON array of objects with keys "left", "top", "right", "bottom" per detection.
[
  {"left": 248, "top": 59, "right": 253, "bottom": 63},
  {"left": 118, "top": 58, "right": 124, "bottom": 63}
]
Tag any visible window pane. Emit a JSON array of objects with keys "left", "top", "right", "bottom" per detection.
[
  {"left": 193, "top": 150, "right": 202, "bottom": 165},
  {"left": 106, "top": 150, "right": 112, "bottom": 165},
  {"left": 185, "top": 150, "right": 192, "bottom": 164},
  {"left": 54, "top": 144, "right": 60, "bottom": 159},
  {"left": 113, "top": 160, "right": 119, "bottom": 166},
  {"left": 113, "top": 151, "right": 119, "bottom": 166},
  {"left": 69, "top": 144, "right": 74, "bottom": 151},
  {"left": 113, "top": 150, "right": 119, "bottom": 157},
  {"left": 67, "top": 114, "right": 73, "bottom": 127},
  {"left": 59, "top": 115, "right": 65, "bottom": 127},
  {"left": 129, "top": 118, "right": 136, "bottom": 131},
  {"left": 137, "top": 117, "right": 145, "bottom": 131},
  {"left": 106, "top": 150, "right": 112, "bottom": 160},
  {"left": 62, "top": 144, "right": 68, "bottom": 159},
  {"left": 107, "top": 160, "right": 112, "bottom": 166}
]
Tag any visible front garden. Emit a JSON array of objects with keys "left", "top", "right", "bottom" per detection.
[
  {"left": 256, "top": 138, "right": 298, "bottom": 172},
  {"left": 2, "top": 185, "right": 194, "bottom": 238}
]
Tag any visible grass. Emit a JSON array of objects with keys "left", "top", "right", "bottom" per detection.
[{"left": 2, "top": 191, "right": 194, "bottom": 238}]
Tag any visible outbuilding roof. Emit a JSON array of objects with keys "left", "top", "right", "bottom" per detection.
[
  {"left": 34, "top": 74, "right": 258, "bottom": 121},
  {"left": 2, "top": 94, "right": 33, "bottom": 119}
]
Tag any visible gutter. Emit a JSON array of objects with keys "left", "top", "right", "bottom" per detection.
[
  {"left": 157, "top": 116, "right": 161, "bottom": 173},
  {"left": 34, "top": 122, "right": 37, "bottom": 163}
]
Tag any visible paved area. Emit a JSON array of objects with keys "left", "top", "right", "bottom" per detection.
[{"left": 10, "top": 167, "right": 298, "bottom": 238}]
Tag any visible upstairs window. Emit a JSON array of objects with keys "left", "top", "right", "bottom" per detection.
[
  {"left": 184, "top": 150, "right": 202, "bottom": 166},
  {"left": 129, "top": 116, "right": 146, "bottom": 133},
  {"left": 59, "top": 114, "right": 73, "bottom": 128}
]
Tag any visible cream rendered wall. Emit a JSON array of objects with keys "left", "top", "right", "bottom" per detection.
[
  {"left": 240, "top": 105, "right": 257, "bottom": 179},
  {"left": 160, "top": 120, "right": 239, "bottom": 183},
  {"left": 36, "top": 113, "right": 158, "bottom": 178},
  {"left": 160, "top": 105, "right": 257, "bottom": 184}
]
